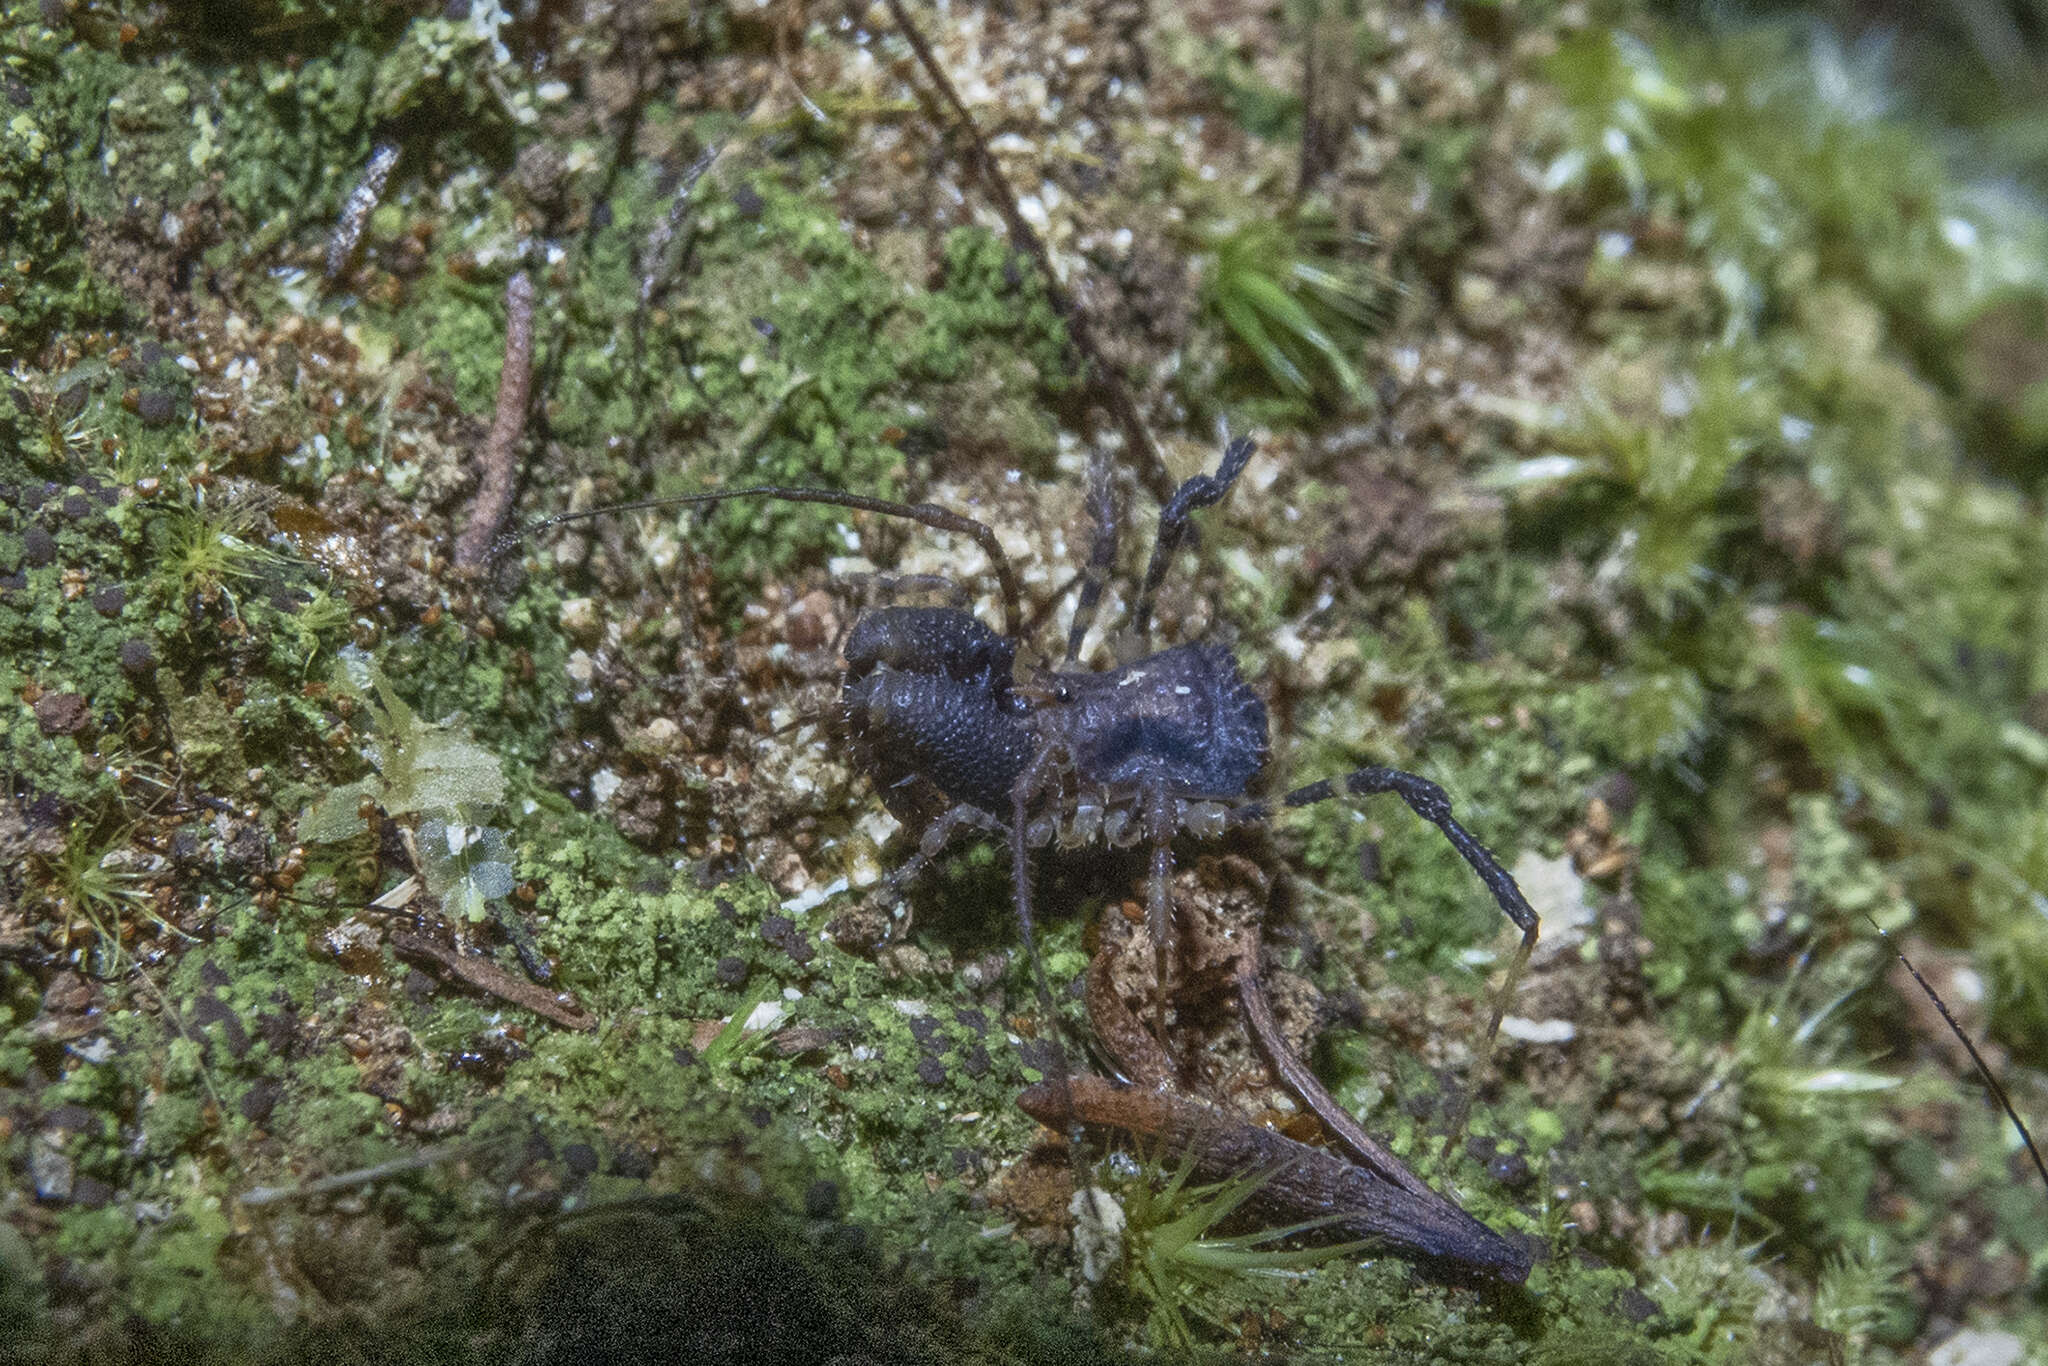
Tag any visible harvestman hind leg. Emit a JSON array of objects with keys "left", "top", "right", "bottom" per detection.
[{"left": 1233, "top": 765, "right": 1540, "bottom": 1145}]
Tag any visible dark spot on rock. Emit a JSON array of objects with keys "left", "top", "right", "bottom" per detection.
[
  {"left": 92, "top": 584, "right": 125, "bottom": 616},
  {"left": 61, "top": 493, "right": 91, "bottom": 521},
  {"left": 238, "top": 1076, "right": 284, "bottom": 1125},
  {"left": 1357, "top": 840, "right": 1382, "bottom": 884},
  {"left": 43, "top": 1103, "right": 96, "bottom": 1134},
  {"left": 1014, "top": 1039, "right": 1059, "bottom": 1076},
  {"left": 1599, "top": 770, "right": 1640, "bottom": 819},
  {"left": 402, "top": 968, "right": 437, "bottom": 1006},
  {"left": 189, "top": 993, "right": 251, "bottom": 1060},
  {"left": 1323, "top": 990, "right": 1365, "bottom": 1033},
  {"left": 960, "top": 1044, "right": 991, "bottom": 1080},
  {"left": 760, "top": 914, "right": 815, "bottom": 965},
  {"left": 443, "top": 0, "right": 470, "bottom": 18},
  {"left": 255, "top": 1008, "right": 298, "bottom": 1057},
  {"left": 224, "top": 823, "right": 269, "bottom": 871},
  {"left": 562, "top": 1142, "right": 599, "bottom": 1177},
  {"left": 136, "top": 389, "right": 181, "bottom": 426},
  {"left": 832, "top": 1222, "right": 870, "bottom": 1260},
  {"left": 33, "top": 692, "right": 90, "bottom": 736},
  {"left": 949, "top": 1147, "right": 982, "bottom": 1178},
  {"left": 0, "top": 571, "right": 25, "bottom": 593},
  {"left": 908, "top": 1015, "right": 942, "bottom": 1048},
  {"left": 803, "top": 1179, "right": 840, "bottom": 1219},
  {"left": 713, "top": 955, "right": 750, "bottom": 989},
  {"left": 119, "top": 638, "right": 157, "bottom": 677},
  {"left": 953, "top": 1007, "right": 986, "bottom": 1034},
  {"left": 915, "top": 1056, "right": 948, "bottom": 1087},
  {"left": 22, "top": 525, "right": 57, "bottom": 567},
  {"left": 1402, "top": 1085, "right": 1441, "bottom": 1121},
  {"left": 69, "top": 1175, "right": 113, "bottom": 1209},
  {"left": 610, "top": 1145, "right": 654, "bottom": 1179},
  {"left": 732, "top": 183, "right": 764, "bottom": 218}
]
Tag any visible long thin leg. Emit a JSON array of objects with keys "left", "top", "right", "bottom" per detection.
[
  {"left": 1063, "top": 441, "right": 1123, "bottom": 664},
  {"left": 1008, "top": 755, "right": 1076, "bottom": 1135},
  {"left": 1233, "top": 764, "right": 1539, "bottom": 1151},
  {"left": 1231, "top": 919, "right": 1434, "bottom": 1201},
  {"left": 1130, "top": 436, "right": 1259, "bottom": 645},
  {"left": 1142, "top": 786, "right": 1178, "bottom": 1049},
  {"left": 882, "top": 0, "right": 1179, "bottom": 507},
  {"left": 868, "top": 802, "right": 1007, "bottom": 939}
]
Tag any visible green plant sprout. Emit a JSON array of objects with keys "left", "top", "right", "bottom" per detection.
[
  {"left": 1197, "top": 217, "right": 1384, "bottom": 407},
  {"left": 1103, "top": 1146, "right": 1367, "bottom": 1352},
  {"left": 1642, "top": 971, "right": 1902, "bottom": 1253},
  {"left": 155, "top": 496, "right": 286, "bottom": 621},
  {"left": 297, "top": 649, "right": 513, "bottom": 922},
  {"left": 37, "top": 823, "right": 168, "bottom": 974},
  {"left": 700, "top": 981, "right": 781, "bottom": 1072}
]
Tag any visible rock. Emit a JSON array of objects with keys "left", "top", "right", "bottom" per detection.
[
  {"left": 1929, "top": 1330, "right": 2025, "bottom": 1366},
  {"left": 29, "top": 1140, "right": 73, "bottom": 1202},
  {"left": 33, "top": 692, "right": 90, "bottom": 736}
]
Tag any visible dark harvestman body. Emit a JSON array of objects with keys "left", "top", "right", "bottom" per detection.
[{"left": 498, "top": 432, "right": 1544, "bottom": 1279}]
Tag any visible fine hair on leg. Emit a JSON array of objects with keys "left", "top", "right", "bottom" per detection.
[{"left": 1064, "top": 440, "right": 1124, "bottom": 664}]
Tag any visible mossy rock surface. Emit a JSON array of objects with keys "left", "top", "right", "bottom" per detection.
[{"left": 3, "top": 1, "right": 2046, "bottom": 1362}]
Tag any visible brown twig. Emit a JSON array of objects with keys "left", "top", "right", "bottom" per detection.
[
  {"left": 1229, "top": 921, "right": 1436, "bottom": 1202},
  {"left": 1084, "top": 929, "right": 1174, "bottom": 1088},
  {"left": 881, "top": 0, "right": 1177, "bottom": 506},
  {"left": 1018, "top": 1073, "right": 1531, "bottom": 1282},
  {"left": 389, "top": 927, "right": 596, "bottom": 1031},
  {"left": 454, "top": 272, "right": 536, "bottom": 570}
]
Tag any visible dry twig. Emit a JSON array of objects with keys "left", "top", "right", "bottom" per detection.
[
  {"left": 389, "top": 926, "right": 596, "bottom": 1031},
  {"left": 454, "top": 272, "right": 537, "bottom": 570},
  {"left": 882, "top": 0, "right": 1177, "bottom": 505}
]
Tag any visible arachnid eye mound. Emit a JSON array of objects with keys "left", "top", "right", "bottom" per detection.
[{"left": 1057, "top": 644, "right": 1270, "bottom": 798}]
